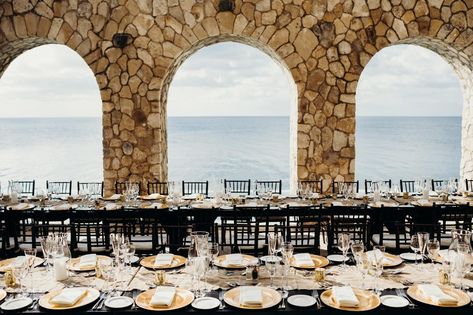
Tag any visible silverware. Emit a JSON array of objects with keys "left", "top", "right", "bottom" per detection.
[
  {"left": 28, "top": 298, "right": 38, "bottom": 310},
  {"left": 132, "top": 290, "right": 139, "bottom": 309},
  {"left": 219, "top": 290, "right": 226, "bottom": 310},
  {"left": 312, "top": 289, "right": 321, "bottom": 309},
  {"left": 279, "top": 290, "right": 288, "bottom": 309},
  {"left": 396, "top": 289, "right": 415, "bottom": 308},
  {"left": 92, "top": 293, "right": 105, "bottom": 310}
]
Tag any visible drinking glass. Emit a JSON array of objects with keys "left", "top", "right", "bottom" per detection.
[
  {"left": 350, "top": 240, "right": 364, "bottom": 263},
  {"left": 417, "top": 232, "right": 429, "bottom": 265},
  {"left": 193, "top": 256, "right": 208, "bottom": 298},
  {"left": 281, "top": 242, "right": 294, "bottom": 290},
  {"left": 13, "top": 261, "right": 28, "bottom": 297},
  {"left": 265, "top": 256, "right": 278, "bottom": 289},
  {"left": 372, "top": 245, "right": 385, "bottom": 295},
  {"left": 457, "top": 242, "right": 470, "bottom": 290},
  {"left": 268, "top": 232, "right": 284, "bottom": 256},
  {"left": 338, "top": 233, "right": 351, "bottom": 268},
  {"left": 410, "top": 235, "right": 421, "bottom": 267},
  {"left": 357, "top": 253, "right": 370, "bottom": 290},
  {"left": 208, "top": 242, "right": 219, "bottom": 271},
  {"left": 427, "top": 239, "right": 440, "bottom": 262},
  {"left": 124, "top": 243, "right": 136, "bottom": 272}
]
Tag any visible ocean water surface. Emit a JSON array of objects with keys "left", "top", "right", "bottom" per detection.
[{"left": 0, "top": 116, "right": 461, "bottom": 193}]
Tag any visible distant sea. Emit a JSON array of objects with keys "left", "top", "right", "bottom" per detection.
[{"left": 0, "top": 116, "right": 461, "bottom": 193}]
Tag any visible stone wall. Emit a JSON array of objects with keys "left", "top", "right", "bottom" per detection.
[{"left": 1, "top": 0, "right": 473, "bottom": 194}]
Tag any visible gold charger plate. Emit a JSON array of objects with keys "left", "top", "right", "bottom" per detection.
[
  {"left": 8, "top": 203, "right": 35, "bottom": 211},
  {"left": 407, "top": 284, "right": 470, "bottom": 307},
  {"left": 39, "top": 287, "right": 100, "bottom": 310},
  {"left": 140, "top": 255, "right": 186, "bottom": 269},
  {"left": 0, "top": 289, "right": 6, "bottom": 302},
  {"left": 67, "top": 255, "right": 111, "bottom": 271},
  {"left": 224, "top": 286, "right": 281, "bottom": 309},
  {"left": 0, "top": 257, "right": 44, "bottom": 272},
  {"left": 214, "top": 254, "right": 258, "bottom": 269},
  {"left": 321, "top": 288, "right": 380, "bottom": 311},
  {"left": 135, "top": 287, "right": 194, "bottom": 311},
  {"left": 289, "top": 254, "right": 330, "bottom": 269}
]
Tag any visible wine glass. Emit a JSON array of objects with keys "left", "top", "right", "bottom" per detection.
[
  {"left": 372, "top": 245, "right": 385, "bottom": 295},
  {"left": 281, "top": 241, "right": 294, "bottom": 290},
  {"left": 426, "top": 239, "right": 440, "bottom": 262},
  {"left": 265, "top": 256, "right": 278, "bottom": 289},
  {"left": 338, "top": 233, "right": 351, "bottom": 268},
  {"left": 410, "top": 235, "right": 421, "bottom": 267},
  {"left": 208, "top": 242, "right": 219, "bottom": 271},
  {"left": 457, "top": 242, "right": 470, "bottom": 290},
  {"left": 350, "top": 240, "right": 364, "bottom": 263},
  {"left": 13, "top": 260, "right": 28, "bottom": 297},
  {"left": 267, "top": 232, "right": 283, "bottom": 256},
  {"left": 417, "top": 232, "right": 429, "bottom": 266},
  {"left": 357, "top": 253, "right": 370, "bottom": 290}
]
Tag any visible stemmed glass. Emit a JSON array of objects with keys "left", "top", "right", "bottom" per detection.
[
  {"left": 410, "top": 235, "right": 421, "bottom": 267},
  {"left": 24, "top": 248, "right": 37, "bottom": 292},
  {"left": 208, "top": 243, "right": 219, "bottom": 272},
  {"left": 350, "top": 240, "right": 364, "bottom": 263},
  {"left": 338, "top": 233, "right": 351, "bottom": 268},
  {"left": 40, "top": 236, "right": 53, "bottom": 272},
  {"left": 417, "top": 232, "right": 429, "bottom": 266},
  {"left": 357, "top": 253, "right": 370, "bottom": 290},
  {"left": 265, "top": 256, "right": 278, "bottom": 289},
  {"left": 457, "top": 242, "right": 471, "bottom": 290},
  {"left": 372, "top": 245, "right": 385, "bottom": 295},
  {"left": 281, "top": 242, "right": 294, "bottom": 291},
  {"left": 267, "top": 232, "right": 284, "bottom": 257},
  {"left": 426, "top": 239, "right": 440, "bottom": 263},
  {"left": 13, "top": 260, "right": 29, "bottom": 297}
]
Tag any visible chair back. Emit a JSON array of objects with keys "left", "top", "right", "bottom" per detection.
[
  {"left": 77, "top": 182, "right": 104, "bottom": 197},
  {"left": 115, "top": 181, "right": 141, "bottom": 194},
  {"left": 399, "top": 180, "right": 417, "bottom": 193},
  {"left": 255, "top": 180, "right": 282, "bottom": 195},
  {"left": 224, "top": 179, "right": 251, "bottom": 195},
  {"left": 298, "top": 180, "right": 323, "bottom": 194},
  {"left": 147, "top": 181, "right": 169, "bottom": 195},
  {"left": 46, "top": 181, "right": 72, "bottom": 196},
  {"left": 332, "top": 180, "right": 359, "bottom": 194},
  {"left": 364, "top": 180, "right": 391, "bottom": 194},
  {"left": 182, "top": 181, "right": 208, "bottom": 196},
  {"left": 9, "top": 180, "right": 35, "bottom": 196}
]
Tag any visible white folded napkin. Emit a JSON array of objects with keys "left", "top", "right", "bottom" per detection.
[
  {"left": 418, "top": 284, "right": 457, "bottom": 305},
  {"left": 79, "top": 254, "right": 97, "bottom": 269},
  {"left": 293, "top": 253, "right": 315, "bottom": 268},
  {"left": 366, "top": 250, "right": 395, "bottom": 265},
  {"left": 154, "top": 254, "right": 174, "bottom": 267},
  {"left": 150, "top": 286, "right": 176, "bottom": 307},
  {"left": 104, "top": 194, "right": 121, "bottom": 200},
  {"left": 331, "top": 201, "right": 344, "bottom": 207},
  {"left": 332, "top": 286, "right": 359, "bottom": 308},
  {"left": 11, "top": 203, "right": 29, "bottom": 210},
  {"left": 416, "top": 199, "right": 431, "bottom": 206},
  {"left": 10, "top": 256, "right": 27, "bottom": 267},
  {"left": 224, "top": 254, "right": 244, "bottom": 267},
  {"left": 239, "top": 286, "right": 263, "bottom": 306},
  {"left": 144, "top": 193, "right": 161, "bottom": 199},
  {"left": 104, "top": 203, "right": 118, "bottom": 210},
  {"left": 50, "top": 288, "right": 88, "bottom": 306}
]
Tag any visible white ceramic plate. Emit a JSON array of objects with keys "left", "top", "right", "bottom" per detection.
[
  {"left": 400, "top": 253, "right": 421, "bottom": 261},
  {"left": 380, "top": 295, "right": 409, "bottom": 308},
  {"left": 327, "top": 254, "right": 349, "bottom": 262},
  {"left": 259, "top": 255, "right": 282, "bottom": 263},
  {"left": 104, "top": 296, "right": 133, "bottom": 309},
  {"left": 191, "top": 297, "right": 220, "bottom": 310},
  {"left": 287, "top": 295, "right": 317, "bottom": 307},
  {"left": 0, "top": 297, "right": 32, "bottom": 311},
  {"left": 130, "top": 256, "right": 140, "bottom": 264}
]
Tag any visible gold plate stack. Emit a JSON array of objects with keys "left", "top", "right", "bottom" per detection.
[
  {"left": 68, "top": 256, "right": 111, "bottom": 272},
  {"left": 135, "top": 288, "right": 194, "bottom": 311},
  {"left": 223, "top": 287, "right": 281, "bottom": 309},
  {"left": 289, "top": 254, "right": 330, "bottom": 269},
  {"left": 140, "top": 255, "right": 186, "bottom": 270},
  {"left": 214, "top": 254, "right": 258, "bottom": 269},
  {"left": 407, "top": 285, "right": 470, "bottom": 307},
  {"left": 320, "top": 288, "right": 381, "bottom": 311}
]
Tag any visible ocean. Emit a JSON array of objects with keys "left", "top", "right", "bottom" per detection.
[{"left": 0, "top": 116, "right": 461, "bottom": 193}]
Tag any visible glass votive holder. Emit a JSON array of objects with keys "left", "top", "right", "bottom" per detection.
[
  {"left": 314, "top": 268, "right": 326, "bottom": 282},
  {"left": 155, "top": 270, "right": 166, "bottom": 285}
]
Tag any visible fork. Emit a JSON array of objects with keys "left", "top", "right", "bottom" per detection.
[
  {"left": 219, "top": 290, "right": 226, "bottom": 310},
  {"left": 279, "top": 290, "right": 288, "bottom": 309},
  {"left": 312, "top": 290, "right": 321, "bottom": 309},
  {"left": 396, "top": 289, "right": 415, "bottom": 308}
]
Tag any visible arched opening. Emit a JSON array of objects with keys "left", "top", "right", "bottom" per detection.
[
  {"left": 0, "top": 43, "right": 102, "bottom": 191},
  {"left": 164, "top": 40, "right": 298, "bottom": 193},
  {"left": 356, "top": 44, "right": 463, "bottom": 183}
]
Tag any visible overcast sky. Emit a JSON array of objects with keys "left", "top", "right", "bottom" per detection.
[{"left": 0, "top": 43, "right": 463, "bottom": 117}]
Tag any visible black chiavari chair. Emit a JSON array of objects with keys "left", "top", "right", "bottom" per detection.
[
  {"left": 436, "top": 204, "right": 472, "bottom": 247},
  {"left": 332, "top": 180, "right": 359, "bottom": 194},
  {"left": 276, "top": 222, "right": 321, "bottom": 254},
  {"left": 77, "top": 181, "right": 104, "bottom": 197},
  {"left": 255, "top": 180, "right": 282, "bottom": 195},
  {"left": 394, "top": 222, "right": 441, "bottom": 253},
  {"left": 224, "top": 179, "right": 251, "bottom": 195},
  {"left": 399, "top": 180, "right": 416, "bottom": 193},
  {"left": 9, "top": 180, "right": 35, "bottom": 196},
  {"left": 298, "top": 180, "right": 323, "bottom": 194},
  {"left": 465, "top": 179, "right": 473, "bottom": 192},
  {"left": 46, "top": 181, "right": 72, "bottom": 196},
  {"left": 115, "top": 181, "right": 141, "bottom": 194},
  {"left": 182, "top": 181, "right": 208, "bottom": 196},
  {"left": 364, "top": 180, "right": 391, "bottom": 194},
  {"left": 147, "top": 181, "right": 169, "bottom": 195},
  {"left": 431, "top": 178, "right": 457, "bottom": 191},
  {"left": 154, "top": 223, "right": 195, "bottom": 256},
  {"left": 214, "top": 221, "right": 260, "bottom": 255}
]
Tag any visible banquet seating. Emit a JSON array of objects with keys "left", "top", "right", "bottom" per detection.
[
  {"left": 399, "top": 179, "right": 416, "bottom": 193},
  {"left": 223, "top": 179, "right": 251, "bottom": 195},
  {"left": 331, "top": 180, "right": 359, "bottom": 194},
  {"left": 214, "top": 221, "right": 261, "bottom": 255},
  {"left": 182, "top": 181, "right": 209, "bottom": 196},
  {"left": 77, "top": 181, "right": 104, "bottom": 197},
  {"left": 115, "top": 181, "right": 141, "bottom": 194},
  {"left": 46, "top": 180, "right": 72, "bottom": 196},
  {"left": 298, "top": 180, "right": 323, "bottom": 194},
  {"left": 394, "top": 222, "right": 441, "bottom": 252},
  {"left": 436, "top": 204, "right": 472, "bottom": 246},
  {"left": 276, "top": 222, "right": 321, "bottom": 254},
  {"left": 431, "top": 178, "right": 457, "bottom": 191},
  {"left": 364, "top": 179, "right": 392, "bottom": 193},
  {"left": 10, "top": 180, "right": 35, "bottom": 196},
  {"left": 255, "top": 180, "right": 282, "bottom": 195},
  {"left": 147, "top": 180, "right": 169, "bottom": 195},
  {"left": 465, "top": 179, "right": 473, "bottom": 191}
]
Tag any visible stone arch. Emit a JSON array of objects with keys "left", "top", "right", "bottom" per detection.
[{"left": 158, "top": 34, "right": 299, "bottom": 191}]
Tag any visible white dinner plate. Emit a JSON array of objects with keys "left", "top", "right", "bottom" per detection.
[
  {"left": 327, "top": 254, "right": 349, "bottom": 262},
  {"left": 1, "top": 297, "right": 33, "bottom": 311},
  {"left": 191, "top": 297, "right": 220, "bottom": 310},
  {"left": 380, "top": 295, "right": 409, "bottom": 308},
  {"left": 399, "top": 253, "right": 422, "bottom": 261},
  {"left": 287, "top": 295, "right": 317, "bottom": 307},
  {"left": 130, "top": 256, "right": 140, "bottom": 264},
  {"left": 259, "top": 255, "right": 282, "bottom": 263},
  {"left": 104, "top": 296, "right": 133, "bottom": 309}
]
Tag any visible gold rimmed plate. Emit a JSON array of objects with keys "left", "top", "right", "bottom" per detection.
[
  {"left": 407, "top": 284, "right": 470, "bottom": 307},
  {"left": 321, "top": 288, "right": 380, "bottom": 311},
  {"left": 67, "top": 255, "right": 111, "bottom": 271},
  {"left": 365, "top": 251, "right": 403, "bottom": 268},
  {"left": 289, "top": 254, "right": 329, "bottom": 269},
  {"left": 135, "top": 287, "right": 194, "bottom": 311},
  {"left": 214, "top": 254, "right": 258, "bottom": 269},
  {"left": 8, "top": 203, "right": 35, "bottom": 211},
  {"left": 224, "top": 286, "right": 281, "bottom": 309},
  {"left": 0, "top": 257, "right": 44, "bottom": 273},
  {"left": 140, "top": 255, "right": 186, "bottom": 270},
  {"left": 39, "top": 287, "right": 100, "bottom": 310}
]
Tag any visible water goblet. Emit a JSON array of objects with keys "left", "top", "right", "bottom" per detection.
[
  {"left": 338, "top": 233, "right": 351, "bottom": 268},
  {"left": 417, "top": 232, "right": 430, "bottom": 266},
  {"left": 427, "top": 239, "right": 440, "bottom": 262},
  {"left": 265, "top": 256, "right": 278, "bottom": 289},
  {"left": 350, "top": 240, "right": 364, "bottom": 263},
  {"left": 410, "top": 235, "right": 421, "bottom": 267},
  {"left": 372, "top": 245, "right": 385, "bottom": 295},
  {"left": 208, "top": 242, "right": 219, "bottom": 271}
]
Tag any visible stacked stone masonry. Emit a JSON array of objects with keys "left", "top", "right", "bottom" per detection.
[{"left": 1, "top": 0, "right": 473, "bottom": 194}]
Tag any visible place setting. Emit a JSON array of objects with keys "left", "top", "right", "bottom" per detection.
[{"left": 140, "top": 253, "right": 187, "bottom": 270}]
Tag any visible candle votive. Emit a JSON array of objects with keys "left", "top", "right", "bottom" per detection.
[
  {"left": 314, "top": 268, "right": 326, "bottom": 282},
  {"left": 155, "top": 270, "right": 166, "bottom": 285}
]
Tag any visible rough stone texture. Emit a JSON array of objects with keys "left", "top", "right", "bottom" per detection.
[{"left": 1, "top": 0, "right": 473, "bottom": 194}]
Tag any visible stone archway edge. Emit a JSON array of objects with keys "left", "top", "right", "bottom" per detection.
[{"left": 0, "top": 0, "right": 472, "bottom": 195}]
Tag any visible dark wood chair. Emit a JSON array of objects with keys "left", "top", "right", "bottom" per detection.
[
  {"left": 332, "top": 180, "right": 359, "bottom": 194},
  {"left": 214, "top": 221, "right": 259, "bottom": 255},
  {"left": 465, "top": 179, "right": 473, "bottom": 192},
  {"left": 276, "top": 222, "right": 321, "bottom": 254},
  {"left": 182, "top": 181, "right": 208, "bottom": 196},
  {"left": 394, "top": 221, "right": 441, "bottom": 253},
  {"left": 224, "top": 179, "right": 251, "bottom": 195},
  {"left": 399, "top": 180, "right": 416, "bottom": 193},
  {"left": 299, "top": 180, "right": 323, "bottom": 194},
  {"left": 46, "top": 181, "right": 72, "bottom": 196},
  {"left": 255, "top": 180, "right": 282, "bottom": 195},
  {"left": 431, "top": 179, "right": 457, "bottom": 191},
  {"left": 147, "top": 181, "right": 169, "bottom": 195},
  {"left": 436, "top": 204, "right": 472, "bottom": 247},
  {"left": 9, "top": 180, "right": 35, "bottom": 196},
  {"left": 364, "top": 180, "right": 391, "bottom": 194},
  {"left": 77, "top": 181, "right": 104, "bottom": 197},
  {"left": 115, "top": 181, "right": 141, "bottom": 194}
]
